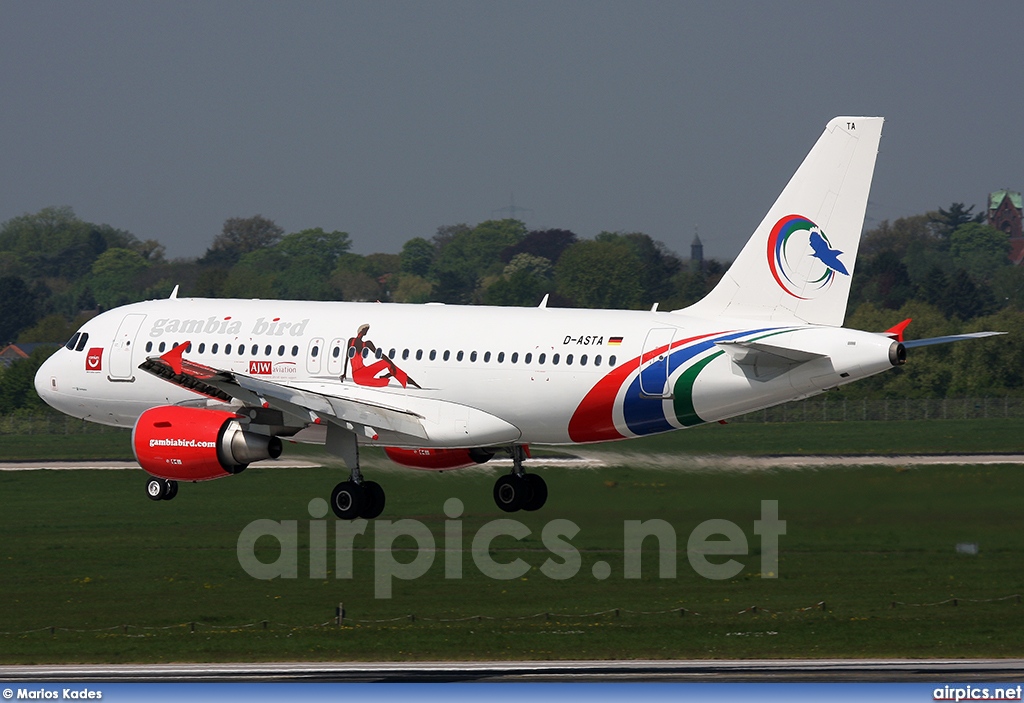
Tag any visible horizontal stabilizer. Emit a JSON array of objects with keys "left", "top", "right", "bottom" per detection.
[
  {"left": 716, "top": 339, "right": 827, "bottom": 381},
  {"left": 716, "top": 339, "right": 827, "bottom": 364},
  {"left": 903, "top": 331, "right": 1005, "bottom": 349}
]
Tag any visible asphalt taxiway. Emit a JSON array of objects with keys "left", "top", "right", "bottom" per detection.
[{"left": 2, "top": 659, "right": 1024, "bottom": 683}]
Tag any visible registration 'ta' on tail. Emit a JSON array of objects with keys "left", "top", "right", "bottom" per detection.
[{"left": 683, "top": 117, "right": 883, "bottom": 327}]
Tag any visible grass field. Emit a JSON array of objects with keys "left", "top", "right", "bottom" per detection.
[{"left": 1, "top": 454, "right": 1023, "bottom": 662}]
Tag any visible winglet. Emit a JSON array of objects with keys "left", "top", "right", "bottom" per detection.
[
  {"left": 169, "top": 285, "right": 179, "bottom": 300},
  {"left": 159, "top": 342, "right": 190, "bottom": 375},
  {"left": 538, "top": 294, "right": 549, "bottom": 309},
  {"left": 885, "top": 319, "right": 912, "bottom": 343}
]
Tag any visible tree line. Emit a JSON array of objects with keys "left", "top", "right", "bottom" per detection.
[{"left": 1, "top": 202, "right": 1022, "bottom": 414}]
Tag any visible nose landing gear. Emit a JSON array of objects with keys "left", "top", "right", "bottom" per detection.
[{"left": 145, "top": 477, "right": 178, "bottom": 501}]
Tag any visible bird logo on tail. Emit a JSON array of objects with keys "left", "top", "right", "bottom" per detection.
[{"left": 767, "top": 215, "right": 849, "bottom": 300}]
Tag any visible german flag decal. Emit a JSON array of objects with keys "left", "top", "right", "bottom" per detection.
[{"left": 608, "top": 337, "right": 623, "bottom": 346}]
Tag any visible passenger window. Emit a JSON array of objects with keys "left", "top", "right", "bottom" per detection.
[
  {"left": 375, "top": 348, "right": 383, "bottom": 359},
  {"left": 291, "top": 345, "right": 299, "bottom": 357},
  {"left": 484, "top": 351, "right": 491, "bottom": 362},
  {"left": 186, "top": 342, "right": 193, "bottom": 353},
  {"left": 553, "top": 353, "right": 560, "bottom": 365},
  {"left": 76, "top": 333, "right": 89, "bottom": 352},
  {"left": 497, "top": 352, "right": 505, "bottom": 363},
  {"left": 443, "top": 350, "right": 450, "bottom": 361},
  {"left": 239, "top": 345, "right": 246, "bottom": 357},
  {"left": 429, "top": 350, "right": 437, "bottom": 361},
  {"left": 278, "top": 345, "right": 285, "bottom": 356},
  {"left": 333, "top": 346, "right": 341, "bottom": 359},
  {"left": 145, "top": 341, "right": 153, "bottom": 353},
  {"left": 212, "top": 343, "right": 219, "bottom": 354},
  {"left": 566, "top": 354, "right": 573, "bottom": 365},
  {"left": 402, "top": 349, "right": 409, "bottom": 361},
  {"left": 470, "top": 351, "right": 477, "bottom": 362},
  {"left": 389, "top": 348, "right": 396, "bottom": 359},
  {"left": 66, "top": 333, "right": 81, "bottom": 351},
  {"left": 609, "top": 355, "right": 617, "bottom": 366},
  {"left": 416, "top": 349, "right": 423, "bottom": 361},
  {"left": 538, "top": 353, "right": 546, "bottom": 364},
  {"left": 362, "top": 348, "right": 369, "bottom": 358},
  {"left": 511, "top": 352, "right": 519, "bottom": 363},
  {"left": 580, "top": 354, "right": 587, "bottom": 366},
  {"left": 251, "top": 344, "right": 258, "bottom": 355},
  {"left": 225, "top": 344, "right": 232, "bottom": 355},
  {"left": 198, "top": 343, "right": 205, "bottom": 353},
  {"left": 524, "top": 353, "right": 532, "bottom": 364},
  {"left": 594, "top": 354, "right": 602, "bottom": 366},
  {"left": 311, "top": 346, "right": 319, "bottom": 358},
  {"left": 264, "top": 345, "right": 271, "bottom": 356}
]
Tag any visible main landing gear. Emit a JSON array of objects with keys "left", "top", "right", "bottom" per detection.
[
  {"left": 324, "top": 425, "right": 546, "bottom": 519},
  {"left": 493, "top": 445, "right": 547, "bottom": 512},
  {"left": 326, "top": 423, "right": 386, "bottom": 520},
  {"left": 330, "top": 476, "right": 386, "bottom": 520},
  {"left": 145, "top": 477, "right": 178, "bottom": 501}
]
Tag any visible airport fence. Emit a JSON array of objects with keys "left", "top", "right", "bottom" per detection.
[
  {"left": 2, "top": 397, "right": 1024, "bottom": 436},
  {"left": 731, "top": 396, "right": 1024, "bottom": 423},
  {"left": 1, "top": 595, "right": 1020, "bottom": 636},
  {"left": 0, "top": 412, "right": 130, "bottom": 436}
]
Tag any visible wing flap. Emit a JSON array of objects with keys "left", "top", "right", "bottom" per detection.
[{"left": 234, "top": 374, "right": 428, "bottom": 440}]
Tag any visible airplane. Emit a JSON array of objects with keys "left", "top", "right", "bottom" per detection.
[{"left": 33, "top": 116, "right": 1002, "bottom": 519}]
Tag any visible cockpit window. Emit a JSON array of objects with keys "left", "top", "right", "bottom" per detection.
[
  {"left": 65, "top": 333, "right": 81, "bottom": 351},
  {"left": 75, "top": 333, "right": 89, "bottom": 352}
]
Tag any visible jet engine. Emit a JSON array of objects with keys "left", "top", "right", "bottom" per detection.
[
  {"left": 384, "top": 447, "right": 495, "bottom": 471},
  {"left": 132, "top": 406, "right": 282, "bottom": 481}
]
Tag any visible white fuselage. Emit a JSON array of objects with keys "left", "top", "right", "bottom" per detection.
[{"left": 35, "top": 297, "right": 898, "bottom": 448}]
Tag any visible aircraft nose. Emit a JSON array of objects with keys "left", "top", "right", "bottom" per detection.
[{"left": 33, "top": 352, "right": 61, "bottom": 410}]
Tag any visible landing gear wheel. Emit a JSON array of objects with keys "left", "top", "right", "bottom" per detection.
[
  {"left": 522, "top": 474, "right": 547, "bottom": 511},
  {"left": 494, "top": 474, "right": 527, "bottom": 512},
  {"left": 331, "top": 480, "right": 365, "bottom": 520},
  {"left": 146, "top": 478, "right": 168, "bottom": 501},
  {"left": 164, "top": 480, "right": 178, "bottom": 501},
  {"left": 360, "top": 480, "right": 386, "bottom": 520}
]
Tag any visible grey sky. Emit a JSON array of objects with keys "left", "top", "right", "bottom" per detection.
[{"left": 2, "top": 1, "right": 1021, "bottom": 262}]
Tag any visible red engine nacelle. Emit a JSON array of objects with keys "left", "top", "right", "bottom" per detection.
[
  {"left": 132, "top": 406, "right": 282, "bottom": 481},
  {"left": 384, "top": 446, "right": 496, "bottom": 471}
]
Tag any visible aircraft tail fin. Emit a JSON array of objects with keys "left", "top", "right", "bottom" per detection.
[{"left": 681, "top": 117, "right": 883, "bottom": 327}]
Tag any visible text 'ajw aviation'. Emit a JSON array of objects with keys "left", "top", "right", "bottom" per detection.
[{"left": 34, "top": 117, "right": 1000, "bottom": 519}]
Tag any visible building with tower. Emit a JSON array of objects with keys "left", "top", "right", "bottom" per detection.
[
  {"left": 988, "top": 190, "right": 1024, "bottom": 265},
  {"left": 690, "top": 232, "right": 704, "bottom": 272}
]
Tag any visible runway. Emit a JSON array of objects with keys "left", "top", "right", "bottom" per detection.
[
  {"left": 5, "top": 454, "right": 1024, "bottom": 472},
  {"left": 2, "top": 659, "right": 1024, "bottom": 682}
]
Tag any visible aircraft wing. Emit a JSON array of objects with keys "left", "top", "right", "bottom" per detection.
[
  {"left": 902, "top": 331, "right": 1006, "bottom": 349},
  {"left": 137, "top": 342, "right": 520, "bottom": 447}
]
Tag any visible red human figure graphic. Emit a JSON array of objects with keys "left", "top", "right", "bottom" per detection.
[{"left": 341, "top": 324, "right": 421, "bottom": 389}]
